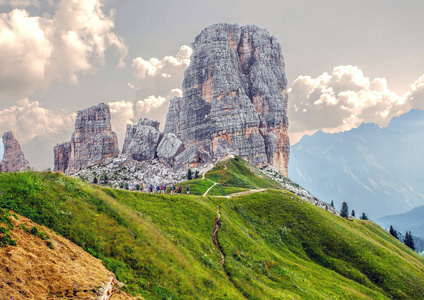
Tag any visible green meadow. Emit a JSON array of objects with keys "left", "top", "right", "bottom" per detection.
[{"left": 1, "top": 159, "right": 423, "bottom": 299}]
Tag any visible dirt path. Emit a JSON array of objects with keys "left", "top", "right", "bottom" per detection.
[
  {"left": 203, "top": 181, "right": 218, "bottom": 196},
  {"left": 215, "top": 188, "right": 268, "bottom": 199},
  {"left": 212, "top": 206, "right": 230, "bottom": 280}
]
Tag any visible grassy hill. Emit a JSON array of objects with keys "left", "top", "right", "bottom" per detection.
[
  {"left": 177, "top": 156, "right": 282, "bottom": 196},
  {"left": 1, "top": 169, "right": 424, "bottom": 299}
]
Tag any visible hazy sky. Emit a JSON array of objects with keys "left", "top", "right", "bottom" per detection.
[{"left": 1, "top": 0, "right": 424, "bottom": 169}]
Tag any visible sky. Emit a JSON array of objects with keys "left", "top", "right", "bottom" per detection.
[{"left": 1, "top": 0, "right": 424, "bottom": 169}]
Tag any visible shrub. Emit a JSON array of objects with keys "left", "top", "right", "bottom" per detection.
[{"left": 30, "top": 226, "right": 39, "bottom": 236}]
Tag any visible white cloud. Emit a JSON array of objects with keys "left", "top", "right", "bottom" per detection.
[
  {"left": 136, "top": 96, "right": 168, "bottom": 114},
  {"left": 108, "top": 95, "right": 172, "bottom": 135},
  {"left": 406, "top": 75, "right": 424, "bottom": 110},
  {"left": 108, "top": 100, "right": 134, "bottom": 133},
  {"left": 0, "top": 98, "right": 75, "bottom": 143},
  {"left": 288, "top": 65, "right": 420, "bottom": 142},
  {"left": 130, "top": 45, "right": 192, "bottom": 100},
  {"left": 0, "top": 0, "right": 127, "bottom": 99}
]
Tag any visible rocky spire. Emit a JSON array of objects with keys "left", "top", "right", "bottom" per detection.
[
  {"left": 0, "top": 131, "right": 30, "bottom": 172},
  {"left": 164, "top": 23, "right": 290, "bottom": 175},
  {"left": 54, "top": 103, "right": 120, "bottom": 175}
]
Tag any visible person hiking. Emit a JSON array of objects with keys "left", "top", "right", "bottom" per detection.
[
  {"left": 187, "top": 187, "right": 190, "bottom": 195},
  {"left": 156, "top": 185, "right": 160, "bottom": 193},
  {"left": 172, "top": 186, "right": 176, "bottom": 195},
  {"left": 178, "top": 186, "right": 182, "bottom": 194},
  {"left": 160, "top": 185, "right": 164, "bottom": 194},
  {"left": 149, "top": 184, "right": 153, "bottom": 193},
  {"left": 164, "top": 185, "right": 167, "bottom": 194}
]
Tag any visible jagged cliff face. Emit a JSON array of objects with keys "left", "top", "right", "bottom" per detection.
[
  {"left": 54, "top": 142, "right": 71, "bottom": 173},
  {"left": 122, "top": 119, "right": 161, "bottom": 161},
  {"left": 0, "top": 131, "right": 30, "bottom": 172},
  {"left": 164, "top": 23, "right": 289, "bottom": 175},
  {"left": 54, "top": 103, "right": 120, "bottom": 175}
]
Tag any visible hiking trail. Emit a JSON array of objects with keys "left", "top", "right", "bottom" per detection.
[
  {"left": 203, "top": 181, "right": 218, "bottom": 196},
  {"left": 212, "top": 206, "right": 230, "bottom": 281}
]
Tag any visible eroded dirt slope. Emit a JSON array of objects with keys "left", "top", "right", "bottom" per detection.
[{"left": 0, "top": 212, "right": 138, "bottom": 299}]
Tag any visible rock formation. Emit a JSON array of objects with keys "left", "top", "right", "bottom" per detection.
[
  {"left": 0, "top": 131, "right": 30, "bottom": 172},
  {"left": 164, "top": 23, "right": 290, "bottom": 176},
  {"left": 122, "top": 119, "right": 161, "bottom": 161},
  {"left": 156, "top": 133, "right": 185, "bottom": 166},
  {"left": 54, "top": 103, "right": 120, "bottom": 175},
  {"left": 54, "top": 142, "right": 71, "bottom": 173}
]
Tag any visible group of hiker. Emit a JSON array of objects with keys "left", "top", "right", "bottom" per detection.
[
  {"left": 121, "top": 181, "right": 190, "bottom": 195},
  {"left": 149, "top": 184, "right": 189, "bottom": 195}
]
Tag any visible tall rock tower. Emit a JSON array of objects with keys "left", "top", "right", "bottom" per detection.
[
  {"left": 0, "top": 131, "right": 30, "bottom": 172},
  {"left": 54, "top": 103, "right": 120, "bottom": 175},
  {"left": 164, "top": 24, "right": 290, "bottom": 176}
]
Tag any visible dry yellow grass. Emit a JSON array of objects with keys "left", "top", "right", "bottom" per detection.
[{"left": 0, "top": 212, "right": 138, "bottom": 300}]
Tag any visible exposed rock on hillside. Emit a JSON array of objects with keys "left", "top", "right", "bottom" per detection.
[
  {"left": 0, "top": 131, "right": 30, "bottom": 173},
  {"left": 73, "top": 156, "right": 186, "bottom": 190},
  {"left": 122, "top": 118, "right": 161, "bottom": 161},
  {"left": 156, "top": 133, "right": 185, "bottom": 166},
  {"left": 0, "top": 212, "right": 134, "bottom": 299},
  {"left": 53, "top": 142, "right": 71, "bottom": 173},
  {"left": 54, "top": 103, "right": 120, "bottom": 175},
  {"left": 164, "top": 23, "right": 290, "bottom": 176}
]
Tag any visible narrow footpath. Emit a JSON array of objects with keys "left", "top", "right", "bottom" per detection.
[
  {"left": 203, "top": 181, "right": 218, "bottom": 196},
  {"left": 212, "top": 206, "right": 230, "bottom": 281}
]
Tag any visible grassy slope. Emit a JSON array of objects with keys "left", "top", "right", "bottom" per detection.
[
  {"left": 1, "top": 171, "right": 424, "bottom": 299},
  {"left": 177, "top": 156, "right": 281, "bottom": 196}
]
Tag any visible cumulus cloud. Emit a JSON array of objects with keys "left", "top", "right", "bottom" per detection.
[
  {"left": 0, "top": 98, "right": 75, "bottom": 143},
  {"left": 108, "top": 94, "right": 172, "bottom": 136},
  {"left": 406, "top": 75, "right": 424, "bottom": 110},
  {"left": 288, "top": 65, "right": 423, "bottom": 143},
  {"left": 0, "top": 0, "right": 127, "bottom": 99},
  {"left": 129, "top": 45, "right": 192, "bottom": 100},
  {"left": 108, "top": 100, "right": 134, "bottom": 135}
]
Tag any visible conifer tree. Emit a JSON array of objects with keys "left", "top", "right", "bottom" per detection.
[
  {"left": 404, "top": 231, "right": 416, "bottom": 251},
  {"left": 389, "top": 225, "right": 398, "bottom": 239},
  {"left": 194, "top": 170, "right": 200, "bottom": 179},
  {"left": 340, "top": 202, "right": 349, "bottom": 218},
  {"left": 360, "top": 212, "right": 369, "bottom": 220},
  {"left": 331, "top": 200, "right": 334, "bottom": 208},
  {"left": 351, "top": 210, "right": 355, "bottom": 218},
  {"left": 93, "top": 177, "right": 98, "bottom": 184},
  {"left": 187, "top": 169, "right": 192, "bottom": 180}
]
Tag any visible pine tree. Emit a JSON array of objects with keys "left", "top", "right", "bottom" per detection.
[
  {"left": 93, "top": 177, "right": 98, "bottom": 184},
  {"left": 360, "top": 212, "right": 369, "bottom": 220},
  {"left": 351, "top": 210, "right": 355, "bottom": 218},
  {"left": 404, "top": 231, "right": 416, "bottom": 251},
  {"left": 187, "top": 169, "right": 192, "bottom": 180},
  {"left": 340, "top": 202, "right": 349, "bottom": 218},
  {"left": 331, "top": 200, "right": 334, "bottom": 208},
  {"left": 389, "top": 225, "right": 398, "bottom": 239},
  {"left": 194, "top": 170, "right": 200, "bottom": 179}
]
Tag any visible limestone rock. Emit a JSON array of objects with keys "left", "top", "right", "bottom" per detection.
[
  {"left": 0, "top": 131, "right": 30, "bottom": 172},
  {"left": 58, "top": 103, "right": 119, "bottom": 175},
  {"left": 156, "top": 133, "right": 185, "bottom": 166},
  {"left": 122, "top": 118, "right": 161, "bottom": 161},
  {"left": 173, "top": 145, "right": 199, "bottom": 171},
  {"left": 164, "top": 23, "right": 290, "bottom": 176},
  {"left": 53, "top": 142, "right": 71, "bottom": 173}
]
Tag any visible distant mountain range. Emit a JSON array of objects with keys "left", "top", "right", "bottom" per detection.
[
  {"left": 289, "top": 109, "right": 424, "bottom": 219},
  {"left": 376, "top": 205, "right": 424, "bottom": 238}
]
